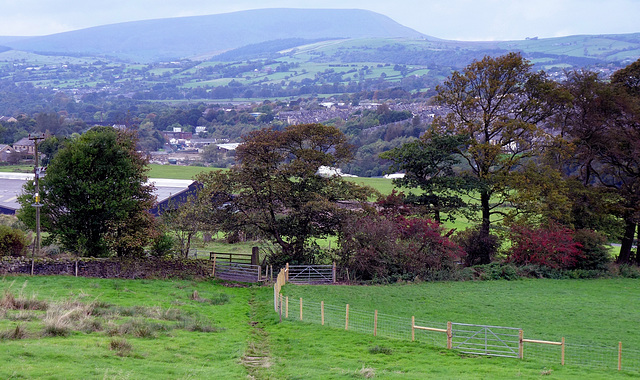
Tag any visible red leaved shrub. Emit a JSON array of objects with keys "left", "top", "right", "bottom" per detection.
[
  {"left": 337, "top": 212, "right": 465, "bottom": 281},
  {"left": 507, "top": 224, "right": 584, "bottom": 270}
]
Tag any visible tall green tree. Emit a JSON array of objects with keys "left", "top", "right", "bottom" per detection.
[
  {"left": 380, "top": 132, "right": 478, "bottom": 223},
  {"left": 433, "top": 52, "right": 567, "bottom": 238},
  {"left": 18, "top": 127, "right": 156, "bottom": 256},
  {"left": 195, "top": 123, "right": 372, "bottom": 265},
  {"left": 560, "top": 66, "right": 640, "bottom": 263}
]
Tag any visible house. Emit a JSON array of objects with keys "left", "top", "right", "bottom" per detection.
[
  {"left": 161, "top": 131, "right": 193, "bottom": 141},
  {"left": 0, "top": 144, "right": 16, "bottom": 162},
  {"left": 12, "top": 137, "right": 35, "bottom": 155},
  {"left": 0, "top": 116, "right": 17, "bottom": 123}
]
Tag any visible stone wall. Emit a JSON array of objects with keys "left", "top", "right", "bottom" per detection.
[{"left": 0, "top": 256, "right": 212, "bottom": 279}]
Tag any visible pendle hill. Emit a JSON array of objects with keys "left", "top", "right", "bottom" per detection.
[{"left": 0, "top": 8, "right": 638, "bottom": 66}]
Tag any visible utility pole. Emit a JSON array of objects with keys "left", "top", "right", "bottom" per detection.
[{"left": 29, "top": 133, "right": 45, "bottom": 258}]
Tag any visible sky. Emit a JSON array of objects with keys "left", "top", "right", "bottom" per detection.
[{"left": 1, "top": 0, "right": 639, "bottom": 41}]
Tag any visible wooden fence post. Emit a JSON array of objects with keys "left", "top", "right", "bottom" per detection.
[
  {"left": 561, "top": 337, "right": 565, "bottom": 366},
  {"left": 446, "top": 321, "right": 452, "bottom": 349},
  {"left": 286, "top": 297, "right": 289, "bottom": 319},
  {"left": 374, "top": 310, "right": 378, "bottom": 337},
  {"left": 286, "top": 263, "right": 289, "bottom": 281},
  {"left": 75, "top": 260, "right": 78, "bottom": 277},
  {"left": 299, "top": 297, "right": 303, "bottom": 321},
  {"left": 278, "top": 293, "right": 282, "bottom": 323},
  {"left": 411, "top": 316, "right": 415, "bottom": 341},
  {"left": 345, "top": 304, "right": 349, "bottom": 330},
  {"left": 251, "top": 246, "right": 259, "bottom": 265},
  {"left": 332, "top": 262, "right": 336, "bottom": 283},
  {"left": 212, "top": 255, "right": 216, "bottom": 277},
  {"left": 619, "top": 341, "right": 622, "bottom": 371},
  {"left": 321, "top": 301, "right": 325, "bottom": 325},
  {"left": 273, "top": 284, "right": 277, "bottom": 312},
  {"left": 519, "top": 329, "right": 524, "bottom": 359}
]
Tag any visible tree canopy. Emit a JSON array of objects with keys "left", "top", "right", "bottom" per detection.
[
  {"left": 18, "top": 127, "right": 156, "bottom": 256},
  {"left": 432, "top": 52, "right": 568, "bottom": 238},
  {"left": 195, "top": 123, "right": 372, "bottom": 265}
]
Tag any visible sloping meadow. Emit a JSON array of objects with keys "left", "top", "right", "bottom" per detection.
[{"left": 0, "top": 276, "right": 253, "bottom": 378}]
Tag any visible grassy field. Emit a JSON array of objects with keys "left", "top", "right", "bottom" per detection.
[
  {"left": 1, "top": 275, "right": 637, "bottom": 379},
  {"left": 280, "top": 278, "right": 640, "bottom": 347},
  {"left": 0, "top": 165, "right": 32, "bottom": 173}
]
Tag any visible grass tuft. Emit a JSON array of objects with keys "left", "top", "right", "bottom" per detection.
[
  {"left": 7, "top": 310, "right": 40, "bottom": 321},
  {"left": 358, "top": 365, "right": 376, "bottom": 378},
  {"left": 1, "top": 290, "right": 48, "bottom": 311},
  {"left": 118, "top": 319, "right": 166, "bottom": 338},
  {"left": 109, "top": 338, "right": 132, "bottom": 357},
  {"left": 368, "top": 346, "right": 392, "bottom": 355},
  {"left": 0, "top": 324, "right": 28, "bottom": 340},
  {"left": 175, "top": 318, "right": 222, "bottom": 333}
]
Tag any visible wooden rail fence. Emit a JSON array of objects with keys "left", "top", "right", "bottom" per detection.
[
  {"left": 210, "top": 248, "right": 272, "bottom": 283},
  {"left": 273, "top": 290, "right": 630, "bottom": 372}
]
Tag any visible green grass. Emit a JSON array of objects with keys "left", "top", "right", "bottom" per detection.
[
  {"left": 280, "top": 278, "right": 640, "bottom": 348},
  {"left": 0, "top": 276, "right": 253, "bottom": 379},
  {"left": 147, "top": 164, "right": 221, "bottom": 180},
  {"left": 257, "top": 279, "right": 635, "bottom": 379},
  {"left": 1, "top": 275, "right": 637, "bottom": 378},
  {"left": 0, "top": 165, "right": 32, "bottom": 173}
]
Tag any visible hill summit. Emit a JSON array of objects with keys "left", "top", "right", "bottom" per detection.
[{"left": 4, "top": 8, "right": 427, "bottom": 62}]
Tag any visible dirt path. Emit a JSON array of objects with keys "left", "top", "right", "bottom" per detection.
[{"left": 241, "top": 289, "right": 273, "bottom": 379}]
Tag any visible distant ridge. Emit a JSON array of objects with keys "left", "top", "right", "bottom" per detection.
[{"left": 3, "top": 9, "right": 427, "bottom": 62}]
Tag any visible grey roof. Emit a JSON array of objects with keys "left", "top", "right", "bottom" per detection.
[{"left": 0, "top": 173, "right": 193, "bottom": 214}]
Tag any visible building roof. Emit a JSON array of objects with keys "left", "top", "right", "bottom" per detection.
[
  {"left": 13, "top": 137, "right": 35, "bottom": 147},
  {"left": 0, "top": 173, "right": 194, "bottom": 215}
]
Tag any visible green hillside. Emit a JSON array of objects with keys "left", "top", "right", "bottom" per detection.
[{"left": 4, "top": 9, "right": 426, "bottom": 62}]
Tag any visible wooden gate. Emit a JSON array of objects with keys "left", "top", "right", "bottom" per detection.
[
  {"left": 212, "top": 261, "right": 264, "bottom": 283},
  {"left": 210, "top": 249, "right": 265, "bottom": 283},
  {"left": 450, "top": 323, "right": 522, "bottom": 358}
]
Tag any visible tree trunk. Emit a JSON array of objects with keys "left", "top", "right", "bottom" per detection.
[
  {"left": 636, "top": 223, "right": 640, "bottom": 266},
  {"left": 616, "top": 220, "right": 637, "bottom": 264},
  {"left": 480, "top": 190, "right": 491, "bottom": 237}
]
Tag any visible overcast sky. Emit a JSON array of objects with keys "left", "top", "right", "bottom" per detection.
[{"left": 1, "top": 0, "right": 639, "bottom": 41}]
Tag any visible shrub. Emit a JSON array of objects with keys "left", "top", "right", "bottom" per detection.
[
  {"left": 507, "top": 224, "right": 584, "bottom": 270},
  {"left": 454, "top": 227, "right": 500, "bottom": 266},
  {"left": 336, "top": 212, "right": 465, "bottom": 282},
  {"left": 149, "top": 233, "right": 175, "bottom": 256},
  {"left": 473, "top": 263, "right": 520, "bottom": 281},
  {"left": 572, "top": 229, "right": 612, "bottom": 271},
  {"left": 0, "top": 225, "right": 30, "bottom": 257}
]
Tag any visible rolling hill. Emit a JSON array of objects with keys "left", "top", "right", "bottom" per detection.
[{"left": 2, "top": 9, "right": 428, "bottom": 62}]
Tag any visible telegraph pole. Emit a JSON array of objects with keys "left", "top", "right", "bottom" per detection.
[{"left": 29, "top": 133, "right": 45, "bottom": 258}]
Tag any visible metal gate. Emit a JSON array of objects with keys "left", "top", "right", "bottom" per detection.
[
  {"left": 451, "top": 323, "right": 521, "bottom": 358},
  {"left": 287, "top": 265, "right": 334, "bottom": 284}
]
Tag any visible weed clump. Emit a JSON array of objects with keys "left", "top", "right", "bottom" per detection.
[
  {"left": 368, "top": 345, "right": 392, "bottom": 355},
  {"left": 0, "top": 324, "right": 28, "bottom": 340},
  {"left": 109, "top": 338, "right": 132, "bottom": 357}
]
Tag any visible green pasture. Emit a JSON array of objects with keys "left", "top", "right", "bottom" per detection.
[
  {"left": 281, "top": 278, "right": 640, "bottom": 348},
  {"left": 0, "top": 165, "right": 32, "bottom": 173},
  {"left": 147, "top": 164, "right": 220, "bottom": 180},
  {"left": 0, "top": 275, "right": 634, "bottom": 379},
  {"left": 0, "top": 276, "right": 253, "bottom": 379}
]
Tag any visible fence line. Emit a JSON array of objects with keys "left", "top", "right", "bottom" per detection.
[{"left": 274, "top": 291, "right": 640, "bottom": 375}]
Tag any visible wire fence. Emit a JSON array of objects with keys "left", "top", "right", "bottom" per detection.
[{"left": 276, "top": 291, "right": 640, "bottom": 375}]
